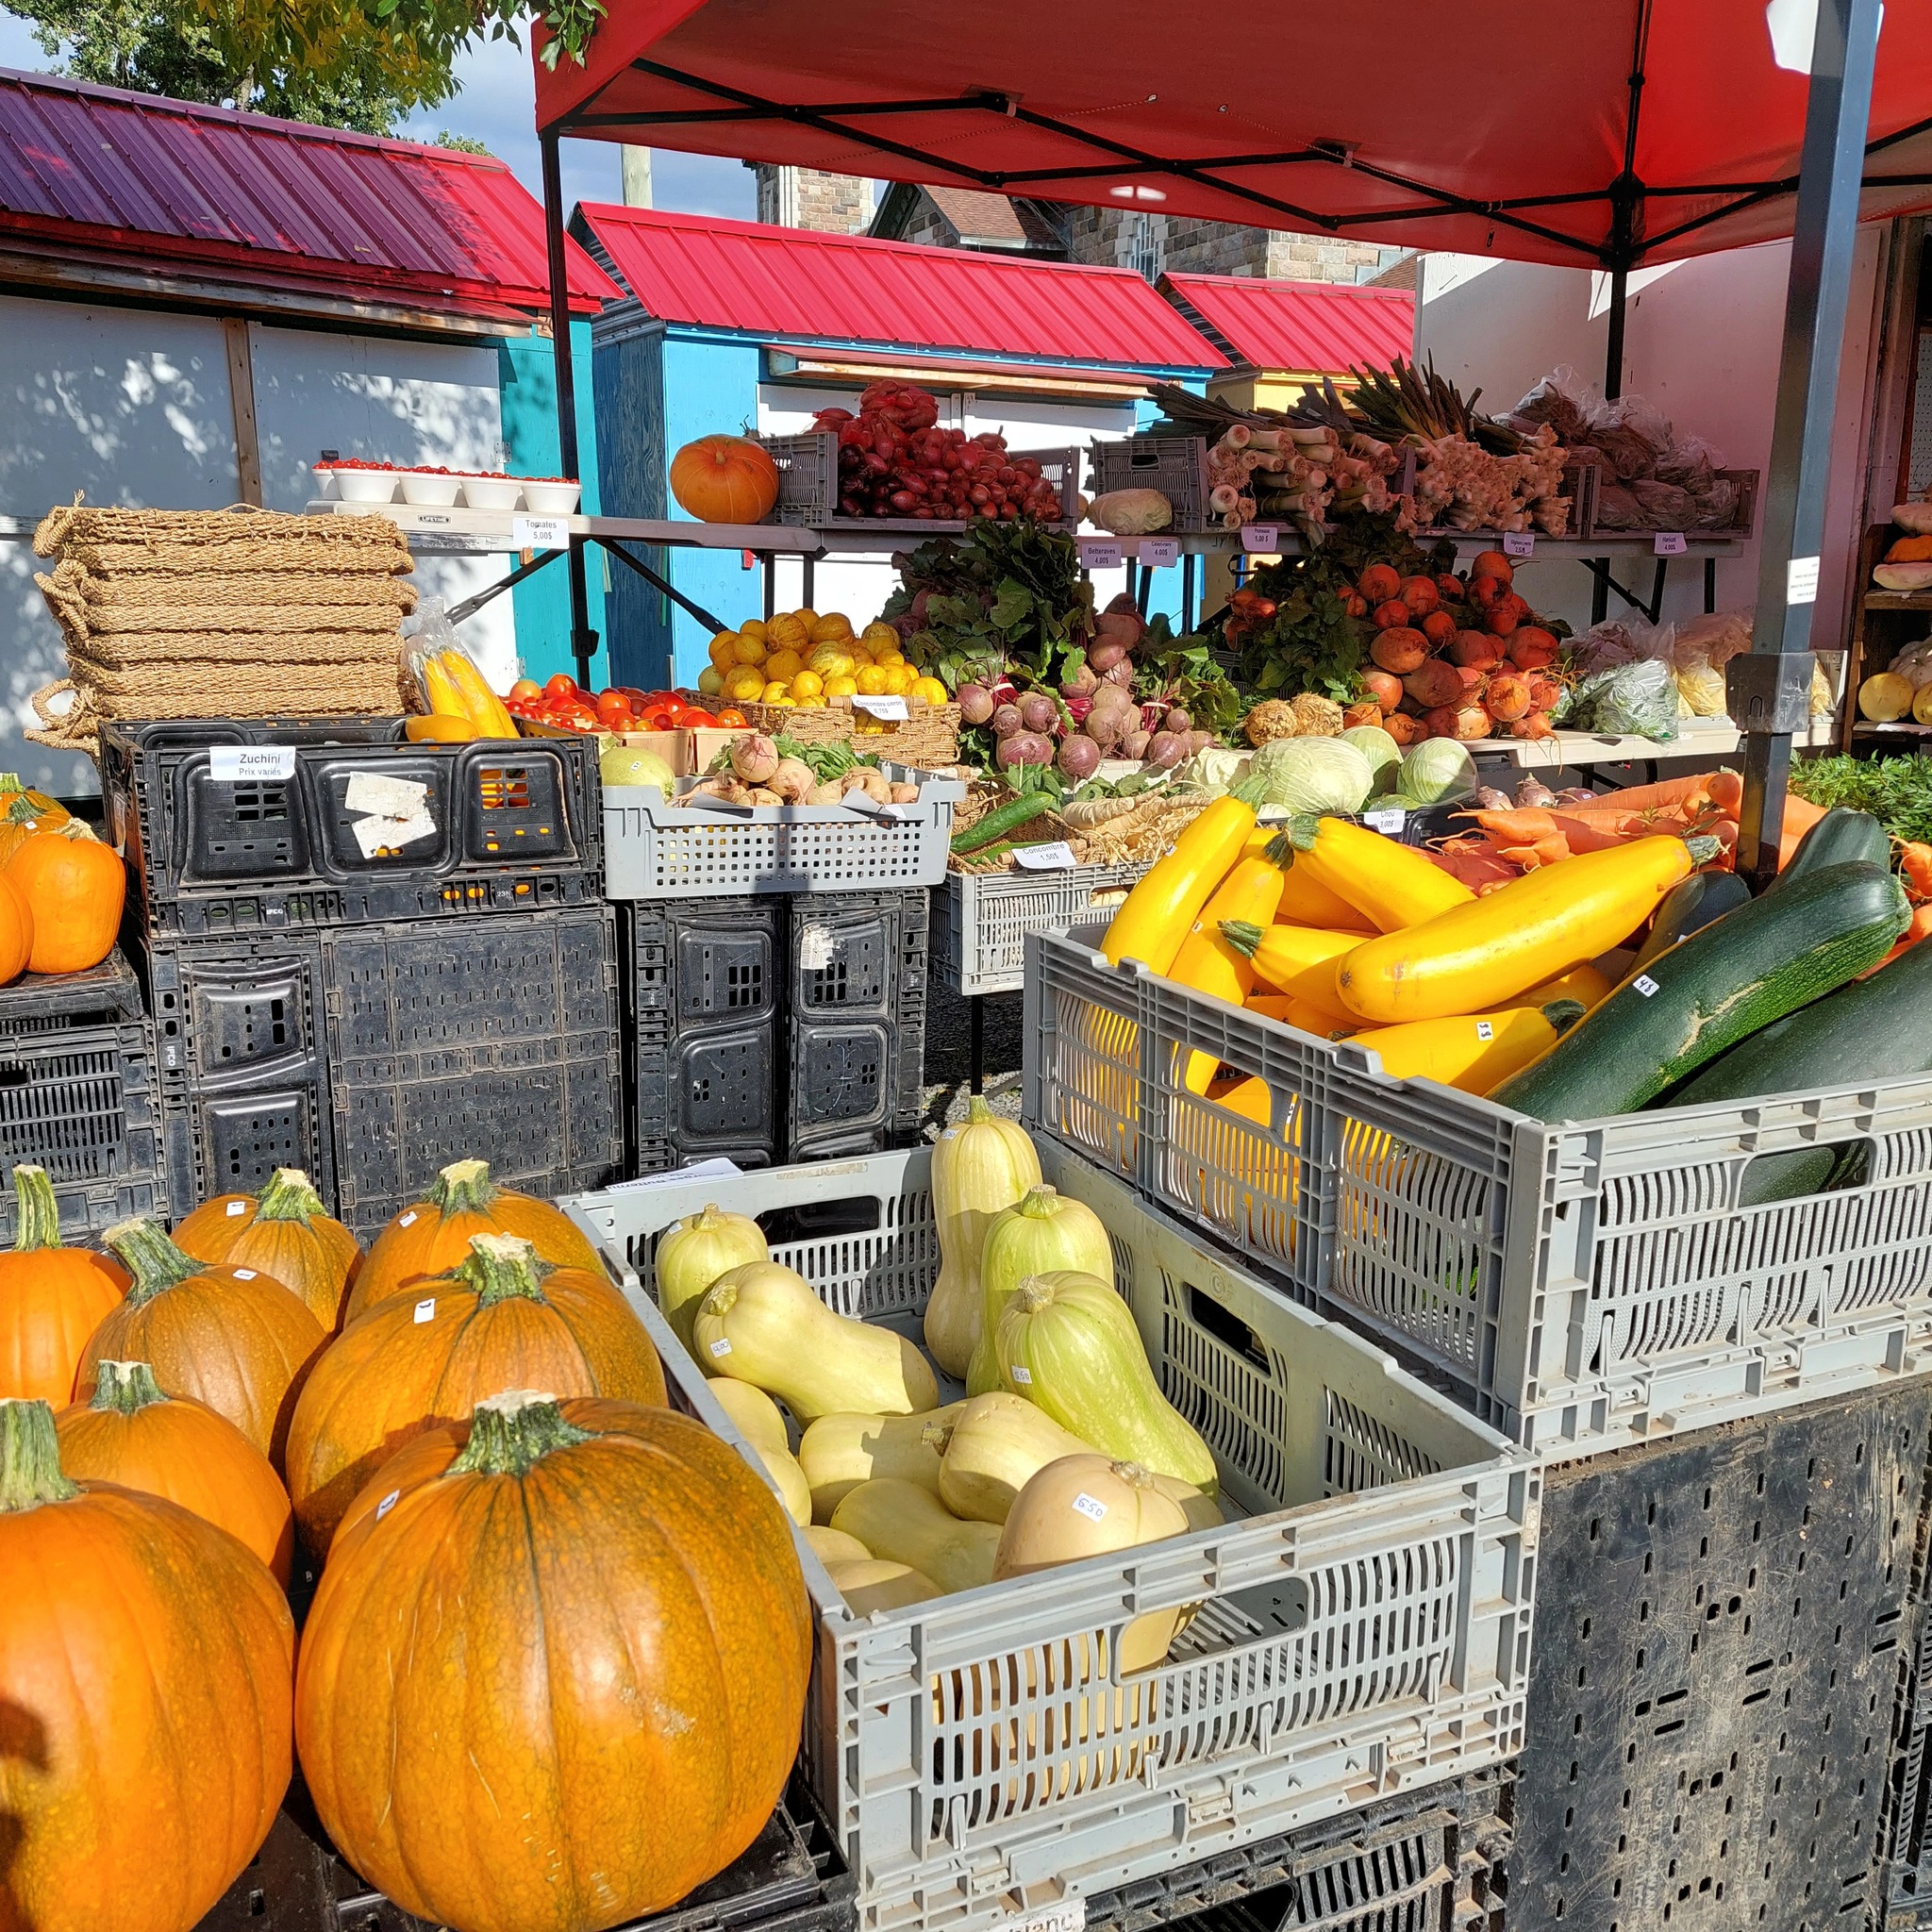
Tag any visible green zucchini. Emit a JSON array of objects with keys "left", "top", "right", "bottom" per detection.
[
  {"left": 951, "top": 793, "right": 1052, "bottom": 854},
  {"left": 1489, "top": 861, "right": 1910, "bottom": 1123},
  {"left": 1669, "top": 926, "right": 1932, "bottom": 1106},
  {"left": 1768, "top": 807, "right": 1889, "bottom": 892},
  {"left": 1633, "top": 870, "right": 1753, "bottom": 969}
]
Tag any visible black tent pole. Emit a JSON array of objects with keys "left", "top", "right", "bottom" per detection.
[
  {"left": 1732, "top": 0, "right": 1883, "bottom": 888},
  {"left": 541, "top": 127, "right": 599, "bottom": 690}
]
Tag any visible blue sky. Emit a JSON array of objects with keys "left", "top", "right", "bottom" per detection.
[{"left": 0, "top": 12, "right": 758, "bottom": 220}]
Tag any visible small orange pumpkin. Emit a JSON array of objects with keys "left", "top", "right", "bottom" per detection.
[
  {"left": 0, "top": 1165, "right": 127, "bottom": 1404},
  {"left": 6, "top": 820, "right": 125, "bottom": 974},
  {"left": 669, "top": 434, "right": 781, "bottom": 525},
  {"left": 175, "top": 1167, "right": 362, "bottom": 1332},
  {"left": 0, "top": 774, "right": 70, "bottom": 867},
  {"left": 1887, "top": 534, "right": 1932, "bottom": 564}
]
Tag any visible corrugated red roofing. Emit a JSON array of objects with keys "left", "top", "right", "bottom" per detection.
[
  {"left": 1161, "top": 275, "right": 1415, "bottom": 375},
  {"left": 577, "top": 205, "right": 1225, "bottom": 370},
  {"left": 0, "top": 67, "right": 617, "bottom": 318}
]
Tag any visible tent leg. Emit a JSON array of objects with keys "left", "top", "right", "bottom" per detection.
[
  {"left": 1733, "top": 0, "right": 1882, "bottom": 888},
  {"left": 541, "top": 129, "right": 598, "bottom": 690},
  {"left": 1604, "top": 265, "right": 1629, "bottom": 401}
]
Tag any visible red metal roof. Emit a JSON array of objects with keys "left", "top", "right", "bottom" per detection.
[
  {"left": 0, "top": 68, "right": 617, "bottom": 319},
  {"left": 577, "top": 205, "right": 1225, "bottom": 371},
  {"left": 1161, "top": 274, "right": 1415, "bottom": 375}
]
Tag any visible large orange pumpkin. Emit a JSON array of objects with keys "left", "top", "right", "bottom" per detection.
[
  {"left": 175, "top": 1167, "right": 362, "bottom": 1332},
  {"left": 296, "top": 1391, "right": 810, "bottom": 1932},
  {"left": 85, "top": 1217, "right": 327, "bottom": 1465},
  {"left": 669, "top": 434, "right": 781, "bottom": 525},
  {"left": 56, "top": 1358, "right": 295, "bottom": 1583},
  {"left": 0, "top": 1396, "right": 294, "bottom": 1932},
  {"left": 0, "top": 1163, "right": 126, "bottom": 1403},
  {"left": 6, "top": 819, "right": 125, "bottom": 974},
  {"left": 286, "top": 1231, "right": 665, "bottom": 1553},
  {"left": 346, "top": 1157, "right": 603, "bottom": 1323},
  {"left": 0, "top": 872, "right": 33, "bottom": 983},
  {"left": 0, "top": 773, "right": 70, "bottom": 866}
]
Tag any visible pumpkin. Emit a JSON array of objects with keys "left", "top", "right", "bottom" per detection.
[
  {"left": 285, "top": 1231, "right": 666, "bottom": 1553},
  {"left": 924, "top": 1097, "right": 1041, "bottom": 1379},
  {"left": 1886, "top": 534, "right": 1932, "bottom": 564},
  {"left": 346, "top": 1158, "right": 603, "bottom": 1322},
  {"left": 656, "top": 1202, "right": 769, "bottom": 1353},
  {"left": 296, "top": 1391, "right": 810, "bottom": 1932},
  {"left": 995, "top": 1270, "right": 1218, "bottom": 1495},
  {"left": 0, "top": 1396, "right": 294, "bottom": 1932},
  {"left": 829, "top": 1477, "right": 1000, "bottom": 1595},
  {"left": 5, "top": 819, "right": 125, "bottom": 974},
  {"left": 0, "top": 1163, "right": 127, "bottom": 1404},
  {"left": 670, "top": 434, "right": 782, "bottom": 525},
  {"left": 54, "top": 1358, "right": 294, "bottom": 1582},
  {"left": 85, "top": 1217, "right": 327, "bottom": 1465},
  {"left": 0, "top": 773, "right": 70, "bottom": 867},
  {"left": 0, "top": 872, "right": 32, "bottom": 983},
  {"left": 175, "top": 1167, "right": 362, "bottom": 1332},
  {"left": 966, "top": 1183, "right": 1111, "bottom": 1396}
]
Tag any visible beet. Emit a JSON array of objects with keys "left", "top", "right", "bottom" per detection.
[
  {"left": 1120, "top": 729, "right": 1152, "bottom": 761},
  {"left": 1014, "top": 732, "right": 1056, "bottom": 765},
  {"left": 1188, "top": 729, "right": 1214, "bottom": 755},
  {"left": 1057, "top": 734, "right": 1103, "bottom": 781},
  {"left": 1086, "top": 641, "right": 1128, "bottom": 674},
  {"left": 1144, "top": 731, "right": 1187, "bottom": 771},
  {"left": 1102, "top": 658, "right": 1137, "bottom": 688},
  {"left": 995, "top": 735, "right": 1030, "bottom": 769},
  {"left": 991, "top": 704, "right": 1024, "bottom": 740},
  {"left": 1018, "top": 692, "right": 1059, "bottom": 734},
  {"left": 1060, "top": 663, "right": 1099, "bottom": 701},
  {"left": 1084, "top": 703, "right": 1124, "bottom": 748},
  {"left": 956, "top": 683, "right": 995, "bottom": 726},
  {"left": 1163, "top": 707, "right": 1192, "bottom": 735},
  {"left": 1402, "top": 659, "right": 1464, "bottom": 710}
]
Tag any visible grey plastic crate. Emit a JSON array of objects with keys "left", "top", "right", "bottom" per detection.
[
  {"left": 761, "top": 431, "right": 1078, "bottom": 531},
  {"left": 562, "top": 1143, "right": 1535, "bottom": 1932},
  {"left": 1023, "top": 924, "right": 1932, "bottom": 1457},
  {"left": 1087, "top": 437, "right": 1215, "bottom": 534},
  {"left": 938, "top": 864, "right": 1150, "bottom": 997},
  {"left": 604, "top": 764, "right": 963, "bottom": 900}
]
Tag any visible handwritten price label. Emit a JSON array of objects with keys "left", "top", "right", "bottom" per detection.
[
  {"left": 1077, "top": 539, "right": 1124, "bottom": 571},
  {"left": 1502, "top": 531, "right": 1536, "bottom": 558},
  {"left": 1241, "top": 524, "right": 1282, "bottom": 554},
  {"left": 511, "top": 515, "right": 571, "bottom": 550},
  {"left": 1139, "top": 538, "right": 1180, "bottom": 567},
  {"left": 1653, "top": 531, "right": 1688, "bottom": 556}
]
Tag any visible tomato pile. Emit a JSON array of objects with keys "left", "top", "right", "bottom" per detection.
[{"left": 505, "top": 674, "right": 745, "bottom": 734}]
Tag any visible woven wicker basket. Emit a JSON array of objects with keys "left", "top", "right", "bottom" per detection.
[{"left": 740, "top": 696, "right": 960, "bottom": 769}]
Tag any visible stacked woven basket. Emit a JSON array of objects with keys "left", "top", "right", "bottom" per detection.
[
  {"left": 740, "top": 695, "right": 961, "bottom": 769},
  {"left": 29, "top": 502, "right": 414, "bottom": 752}
]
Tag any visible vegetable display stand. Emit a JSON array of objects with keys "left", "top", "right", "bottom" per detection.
[
  {"left": 626, "top": 890, "right": 927, "bottom": 1171},
  {"left": 604, "top": 763, "right": 962, "bottom": 901},
  {"left": 144, "top": 904, "right": 622, "bottom": 1238},
  {"left": 563, "top": 1142, "right": 1535, "bottom": 1932},
  {"left": 100, "top": 717, "right": 601, "bottom": 938},
  {"left": 1087, "top": 437, "right": 1216, "bottom": 533},
  {"left": 760, "top": 431, "right": 1080, "bottom": 532},
  {"left": 937, "top": 863, "right": 1151, "bottom": 999},
  {"left": 194, "top": 1775, "right": 854, "bottom": 1932},
  {"left": 1023, "top": 924, "right": 1932, "bottom": 1457},
  {"left": 1502, "top": 1380, "right": 1932, "bottom": 1930}
]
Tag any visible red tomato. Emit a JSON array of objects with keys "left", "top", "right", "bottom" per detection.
[
  {"left": 595, "top": 689, "right": 634, "bottom": 724},
  {"left": 561, "top": 702, "right": 600, "bottom": 731},
  {"left": 678, "top": 709, "right": 720, "bottom": 728},
  {"left": 715, "top": 708, "right": 748, "bottom": 728},
  {"left": 509, "top": 677, "right": 541, "bottom": 701},
  {"left": 544, "top": 672, "right": 581, "bottom": 700},
  {"left": 639, "top": 704, "right": 680, "bottom": 730}
]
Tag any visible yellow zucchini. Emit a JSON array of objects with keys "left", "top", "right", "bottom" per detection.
[
  {"left": 1524, "top": 961, "right": 1616, "bottom": 1009},
  {"left": 1345, "top": 1001, "right": 1586, "bottom": 1094},
  {"left": 1102, "top": 789, "right": 1263, "bottom": 974},
  {"left": 1336, "top": 835, "right": 1699, "bottom": 1024},
  {"left": 1274, "top": 853, "right": 1375, "bottom": 932},
  {"left": 1163, "top": 857, "right": 1289, "bottom": 1092},
  {"left": 1219, "top": 921, "right": 1359, "bottom": 1014},
  {"left": 1272, "top": 817, "right": 1474, "bottom": 932},
  {"left": 1244, "top": 992, "right": 1355, "bottom": 1037}
]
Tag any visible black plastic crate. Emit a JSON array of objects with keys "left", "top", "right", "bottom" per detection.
[
  {"left": 1878, "top": 1479, "right": 1932, "bottom": 1923},
  {"left": 1084, "top": 1765, "right": 1512, "bottom": 1932},
  {"left": 1504, "top": 1382, "right": 1932, "bottom": 1932},
  {"left": 143, "top": 906, "right": 623, "bottom": 1238},
  {"left": 0, "top": 948, "right": 144, "bottom": 1033},
  {"left": 102, "top": 717, "right": 602, "bottom": 939},
  {"left": 196, "top": 1777, "right": 853, "bottom": 1932}
]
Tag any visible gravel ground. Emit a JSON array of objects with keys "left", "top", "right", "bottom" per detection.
[{"left": 919, "top": 960, "right": 1026, "bottom": 1130}]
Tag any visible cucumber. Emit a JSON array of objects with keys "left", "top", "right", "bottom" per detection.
[
  {"left": 951, "top": 793, "right": 1052, "bottom": 854},
  {"left": 1669, "top": 926, "right": 1932, "bottom": 1106},
  {"left": 1768, "top": 807, "right": 1889, "bottom": 892},
  {"left": 1488, "top": 861, "right": 1910, "bottom": 1123},
  {"left": 1633, "top": 871, "right": 1752, "bottom": 969}
]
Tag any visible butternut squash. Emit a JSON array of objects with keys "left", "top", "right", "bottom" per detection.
[
  {"left": 754, "top": 1441, "right": 811, "bottom": 1526},
  {"left": 936, "top": 1391, "right": 1092, "bottom": 1523},
  {"left": 968, "top": 1187, "right": 1113, "bottom": 1397},
  {"left": 923, "top": 1099, "right": 1040, "bottom": 1379},
  {"left": 830, "top": 1477, "right": 1001, "bottom": 1595},
  {"left": 1163, "top": 857, "right": 1289, "bottom": 1092},
  {"left": 826, "top": 1557, "right": 942, "bottom": 1614},
  {"left": 1101, "top": 789, "right": 1264, "bottom": 974},
  {"left": 693, "top": 1262, "right": 939, "bottom": 1423},
  {"left": 996, "top": 1271, "right": 1217, "bottom": 1495},
  {"left": 796, "top": 1404, "right": 958, "bottom": 1522},
  {"left": 1336, "top": 835, "right": 1701, "bottom": 1024},
  {"left": 804, "top": 1524, "right": 872, "bottom": 1568},
  {"left": 656, "top": 1204, "right": 767, "bottom": 1354},
  {"left": 706, "top": 1377, "right": 790, "bottom": 1458},
  {"left": 1273, "top": 817, "right": 1474, "bottom": 932},
  {"left": 1151, "top": 1471, "right": 1224, "bottom": 1532}
]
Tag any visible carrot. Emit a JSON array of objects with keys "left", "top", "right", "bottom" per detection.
[
  {"left": 1610, "top": 770, "right": 1735, "bottom": 814},
  {"left": 1428, "top": 841, "right": 1522, "bottom": 890},
  {"left": 1866, "top": 902, "right": 1932, "bottom": 972},
  {"left": 1497, "top": 837, "right": 1572, "bottom": 869},
  {"left": 1898, "top": 841, "right": 1932, "bottom": 901},
  {"left": 1471, "top": 808, "right": 1560, "bottom": 843},
  {"left": 1549, "top": 812, "right": 1643, "bottom": 853},
  {"left": 1704, "top": 770, "right": 1742, "bottom": 815}
]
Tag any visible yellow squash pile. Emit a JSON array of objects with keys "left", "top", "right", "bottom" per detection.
[{"left": 700, "top": 607, "right": 947, "bottom": 720}]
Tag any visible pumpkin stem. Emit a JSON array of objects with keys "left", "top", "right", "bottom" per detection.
[
  {"left": 90, "top": 1360, "right": 168, "bottom": 1415},
  {"left": 257, "top": 1168, "right": 325, "bottom": 1224},
  {"left": 427, "top": 1158, "right": 498, "bottom": 1217},
  {"left": 42, "top": 820, "right": 95, "bottom": 844},
  {"left": 1012, "top": 1275, "right": 1057, "bottom": 1313},
  {"left": 964, "top": 1095, "right": 996, "bottom": 1127},
  {"left": 1110, "top": 1460, "right": 1155, "bottom": 1490},
  {"left": 103, "top": 1218, "right": 201, "bottom": 1306},
  {"left": 456, "top": 1232, "right": 550, "bottom": 1306},
  {"left": 0, "top": 1399, "right": 80, "bottom": 1510},
  {"left": 10, "top": 1165, "right": 65, "bottom": 1253},
  {"left": 449, "top": 1391, "right": 591, "bottom": 1477},
  {"left": 1015, "top": 1185, "right": 1060, "bottom": 1220}
]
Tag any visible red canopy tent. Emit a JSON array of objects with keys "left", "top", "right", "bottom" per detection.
[{"left": 529, "top": 0, "right": 1926, "bottom": 876}]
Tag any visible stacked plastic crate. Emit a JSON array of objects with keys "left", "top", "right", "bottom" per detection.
[
  {"left": 1021, "top": 919, "right": 1932, "bottom": 1932},
  {"left": 102, "top": 719, "right": 622, "bottom": 1239},
  {"left": 602, "top": 764, "right": 960, "bottom": 1168}
]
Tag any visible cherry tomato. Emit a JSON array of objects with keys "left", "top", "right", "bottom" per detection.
[
  {"left": 509, "top": 677, "right": 541, "bottom": 701},
  {"left": 544, "top": 672, "right": 581, "bottom": 700},
  {"left": 715, "top": 708, "right": 748, "bottom": 728}
]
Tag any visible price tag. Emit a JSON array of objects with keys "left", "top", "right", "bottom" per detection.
[
  {"left": 852, "top": 693, "right": 908, "bottom": 722},
  {"left": 208, "top": 745, "right": 296, "bottom": 784},
  {"left": 375, "top": 1490, "right": 401, "bottom": 1523},
  {"left": 1475, "top": 1020, "right": 1495, "bottom": 1041},
  {"left": 608, "top": 1158, "right": 743, "bottom": 1193},
  {"left": 1013, "top": 841, "right": 1077, "bottom": 871},
  {"left": 1139, "top": 538, "right": 1180, "bottom": 568},
  {"left": 1009, "top": 1364, "right": 1033, "bottom": 1385},
  {"left": 413, "top": 1297, "right": 436, "bottom": 1324},
  {"left": 1071, "top": 1492, "right": 1108, "bottom": 1523},
  {"left": 512, "top": 514, "right": 571, "bottom": 551},
  {"left": 1361, "top": 807, "right": 1407, "bottom": 835},
  {"left": 225, "top": 1200, "right": 247, "bottom": 1217},
  {"left": 1788, "top": 555, "right": 1820, "bottom": 605},
  {"left": 992, "top": 1902, "right": 1085, "bottom": 1932},
  {"left": 1077, "top": 539, "right": 1124, "bottom": 571},
  {"left": 1653, "top": 531, "right": 1688, "bottom": 556},
  {"left": 1241, "top": 524, "right": 1282, "bottom": 554},
  {"left": 1503, "top": 531, "right": 1536, "bottom": 558},
  {"left": 1633, "top": 974, "right": 1660, "bottom": 998},
  {"left": 708, "top": 1338, "right": 733, "bottom": 1358}
]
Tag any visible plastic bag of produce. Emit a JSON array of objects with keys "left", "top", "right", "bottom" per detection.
[
  {"left": 1674, "top": 650, "right": 1729, "bottom": 718},
  {"left": 1887, "top": 637, "right": 1932, "bottom": 690},
  {"left": 1573, "top": 613, "right": 1674, "bottom": 675},
  {"left": 1557, "top": 658, "right": 1680, "bottom": 741},
  {"left": 1673, "top": 609, "right": 1751, "bottom": 671},
  {"left": 1507, "top": 365, "right": 1598, "bottom": 445}
]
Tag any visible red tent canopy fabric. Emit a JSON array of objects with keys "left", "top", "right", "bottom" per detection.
[
  {"left": 533, "top": 0, "right": 1932, "bottom": 269},
  {"left": 1161, "top": 275, "right": 1413, "bottom": 374}
]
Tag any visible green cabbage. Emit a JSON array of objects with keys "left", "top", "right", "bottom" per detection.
[
  {"left": 1392, "top": 738, "right": 1478, "bottom": 808},
  {"left": 1250, "top": 736, "right": 1375, "bottom": 815},
  {"left": 1340, "top": 724, "right": 1403, "bottom": 793}
]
